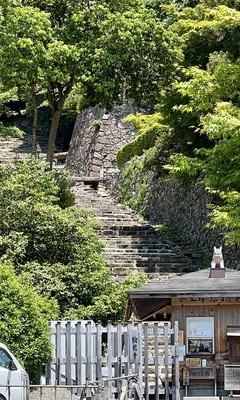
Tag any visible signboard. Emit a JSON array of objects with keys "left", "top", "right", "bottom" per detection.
[
  {"left": 188, "top": 367, "right": 216, "bottom": 380},
  {"left": 129, "top": 329, "right": 140, "bottom": 363},
  {"left": 224, "top": 365, "right": 240, "bottom": 390},
  {"left": 171, "top": 345, "right": 186, "bottom": 361},
  {"left": 187, "top": 317, "right": 214, "bottom": 337},
  {"left": 186, "top": 358, "right": 201, "bottom": 367},
  {"left": 183, "top": 368, "right": 189, "bottom": 386}
]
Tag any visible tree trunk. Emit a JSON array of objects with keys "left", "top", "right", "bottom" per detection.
[
  {"left": 46, "top": 108, "right": 62, "bottom": 167},
  {"left": 31, "top": 84, "right": 38, "bottom": 156},
  {"left": 46, "top": 77, "right": 75, "bottom": 168}
]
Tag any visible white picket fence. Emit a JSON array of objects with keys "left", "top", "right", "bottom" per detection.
[{"left": 45, "top": 320, "right": 180, "bottom": 400}]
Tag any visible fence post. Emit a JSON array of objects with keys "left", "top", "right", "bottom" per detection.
[
  {"left": 174, "top": 320, "right": 180, "bottom": 400},
  {"left": 66, "top": 321, "right": 72, "bottom": 385},
  {"left": 76, "top": 321, "right": 82, "bottom": 386},
  {"left": 143, "top": 322, "right": 149, "bottom": 400},
  {"left": 86, "top": 321, "right": 92, "bottom": 382},
  {"left": 164, "top": 322, "right": 170, "bottom": 400},
  {"left": 96, "top": 321, "right": 102, "bottom": 381},
  {"left": 56, "top": 322, "right": 62, "bottom": 385},
  {"left": 127, "top": 321, "right": 135, "bottom": 398},
  {"left": 107, "top": 321, "right": 113, "bottom": 397},
  {"left": 137, "top": 321, "right": 143, "bottom": 393},
  {"left": 154, "top": 322, "right": 159, "bottom": 400}
]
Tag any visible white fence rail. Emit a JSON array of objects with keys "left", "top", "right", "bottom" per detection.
[{"left": 45, "top": 320, "right": 180, "bottom": 400}]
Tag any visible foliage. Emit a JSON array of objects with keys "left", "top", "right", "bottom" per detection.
[
  {"left": 0, "top": 85, "right": 24, "bottom": 137},
  {"left": 80, "top": 5, "right": 182, "bottom": 109},
  {"left": 116, "top": 113, "right": 172, "bottom": 168},
  {"left": 75, "top": 272, "right": 148, "bottom": 324},
  {"left": 164, "top": 153, "right": 202, "bottom": 181},
  {"left": 0, "top": 159, "right": 110, "bottom": 315},
  {"left": 0, "top": 261, "right": 58, "bottom": 383},
  {"left": 62, "top": 84, "right": 89, "bottom": 118},
  {"left": 0, "top": 158, "right": 145, "bottom": 330},
  {"left": 118, "top": 157, "right": 148, "bottom": 214},
  {"left": 160, "top": 11, "right": 240, "bottom": 243},
  {"left": 0, "top": 0, "right": 183, "bottom": 165},
  {"left": 0, "top": 157, "right": 74, "bottom": 209},
  {"left": 171, "top": 5, "right": 240, "bottom": 66},
  {"left": 112, "top": 1, "right": 240, "bottom": 246},
  {"left": 207, "top": 190, "right": 240, "bottom": 244},
  {"left": 18, "top": 254, "right": 110, "bottom": 317}
]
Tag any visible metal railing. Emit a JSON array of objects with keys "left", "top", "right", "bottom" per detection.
[{"left": 0, "top": 374, "right": 143, "bottom": 400}]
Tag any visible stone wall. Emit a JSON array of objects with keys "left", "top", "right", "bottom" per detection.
[
  {"left": 66, "top": 105, "right": 240, "bottom": 269},
  {"left": 144, "top": 176, "right": 219, "bottom": 260},
  {"left": 143, "top": 174, "right": 240, "bottom": 268},
  {"left": 66, "top": 103, "right": 136, "bottom": 178}
]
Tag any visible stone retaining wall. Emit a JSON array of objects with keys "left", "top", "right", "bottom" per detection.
[
  {"left": 67, "top": 105, "right": 240, "bottom": 269},
  {"left": 143, "top": 174, "right": 240, "bottom": 268},
  {"left": 144, "top": 177, "right": 219, "bottom": 261},
  {"left": 66, "top": 103, "right": 136, "bottom": 178}
]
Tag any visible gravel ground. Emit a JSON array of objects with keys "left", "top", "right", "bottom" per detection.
[{"left": 29, "top": 388, "right": 81, "bottom": 400}]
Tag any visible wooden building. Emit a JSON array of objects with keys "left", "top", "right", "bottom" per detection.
[{"left": 127, "top": 250, "right": 240, "bottom": 398}]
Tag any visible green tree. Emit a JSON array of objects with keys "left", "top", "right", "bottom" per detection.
[
  {"left": 0, "top": 5, "right": 52, "bottom": 153},
  {"left": 115, "top": 3, "right": 240, "bottom": 244},
  {"left": 0, "top": 261, "right": 58, "bottom": 383},
  {"left": 0, "top": 0, "right": 182, "bottom": 166},
  {"left": 0, "top": 159, "right": 111, "bottom": 314},
  {"left": 75, "top": 272, "right": 148, "bottom": 324},
  {"left": 171, "top": 4, "right": 240, "bottom": 66},
  {"left": 163, "top": 55, "right": 240, "bottom": 242},
  {"left": 0, "top": 157, "right": 149, "bottom": 348}
]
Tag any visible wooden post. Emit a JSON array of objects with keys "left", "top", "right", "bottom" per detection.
[
  {"left": 117, "top": 321, "right": 122, "bottom": 378},
  {"left": 86, "top": 321, "right": 92, "bottom": 381},
  {"left": 154, "top": 322, "right": 159, "bottom": 400},
  {"left": 143, "top": 322, "right": 149, "bottom": 400},
  {"left": 137, "top": 321, "right": 143, "bottom": 394},
  {"left": 107, "top": 321, "right": 113, "bottom": 396},
  {"left": 76, "top": 322, "right": 82, "bottom": 388},
  {"left": 164, "top": 323, "right": 169, "bottom": 400},
  {"left": 96, "top": 321, "right": 102, "bottom": 382},
  {"left": 174, "top": 321, "right": 180, "bottom": 400},
  {"left": 127, "top": 321, "right": 133, "bottom": 397},
  {"left": 66, "top": 321, "right": 72, "bottom": 385},
  {"left": 56, "top": 322, "right": 61, "bottom": 385}
]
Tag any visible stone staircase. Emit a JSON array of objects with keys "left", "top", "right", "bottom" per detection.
[
  {"left": 72, "top": 178, "right": 199, "bottom": 280},
  {"left": 0, "top": 125, "right": 201, "bottom": 281},
  {"left": 0, "top": 136, "right": 32, "bottom": 164}
]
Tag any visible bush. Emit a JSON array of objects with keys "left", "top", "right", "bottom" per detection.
[{"left": 0, "top": 261, "right": 58, "bottom": 383}]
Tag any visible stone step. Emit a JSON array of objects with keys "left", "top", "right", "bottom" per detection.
[
  {"left": 104, "top": 248, "right": 180, "bottom": 254},
  {"left": 105, "top": 252, "right": 184, "bottom": 260},
  {"left": 102, "top": 239, "right": 176, "bottom": 247},
  {"left": 0, "top": 126, "right": 196, "bottom": 281},
  {"left": 120, "top": 227, "right": 156, "bottom": 232}
]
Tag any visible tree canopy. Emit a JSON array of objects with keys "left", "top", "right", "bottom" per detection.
[
  {"left": 0, "top": 261, "right": 58, "bottom": 383},
  {"left": 0, "top": 0, "right": 182, "bottom": 165},
  {"left": 0, "top": 158, "right": 147, "bottom": 381},
  {"left": 3, "top": 0, "right": 240, "bottom": 382},
  {"left": 116, "top": 1, "right": 240, "bottom": 245}
]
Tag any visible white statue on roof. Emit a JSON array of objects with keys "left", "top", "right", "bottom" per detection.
[{"left": 211, "top": 246, "right": 224, "bottom": 269}]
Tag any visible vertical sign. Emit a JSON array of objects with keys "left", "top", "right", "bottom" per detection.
[
  {"left": 130, "top": 329, "right": 139, "bottom": 363},
  {"left": 183, "top": 368, "right": 189, "bottom": 386}
]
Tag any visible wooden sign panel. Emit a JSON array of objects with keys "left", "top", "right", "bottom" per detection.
[
  {"left": 224, "top": 365, "right": 240, "bottom": 390},
  {"left": 183, "top": 368, "right": 189, "bottom": 386},
  {"left": 188, "top": 367, "right": 216, "bottom": 380},
  {"left": 129, "top": 329, "right": 140, "bottom": 363},
  {"left": 186, "top": 358, "right": 201, "bottom": 367}
]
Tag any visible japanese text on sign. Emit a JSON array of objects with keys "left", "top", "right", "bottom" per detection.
[{"left": 130, "top": 329, "right": 139, "bottom": 363}]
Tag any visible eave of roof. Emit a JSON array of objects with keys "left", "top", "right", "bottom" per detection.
[{"left": 128, "top": 268, "right": 240, "bottom": 298}]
